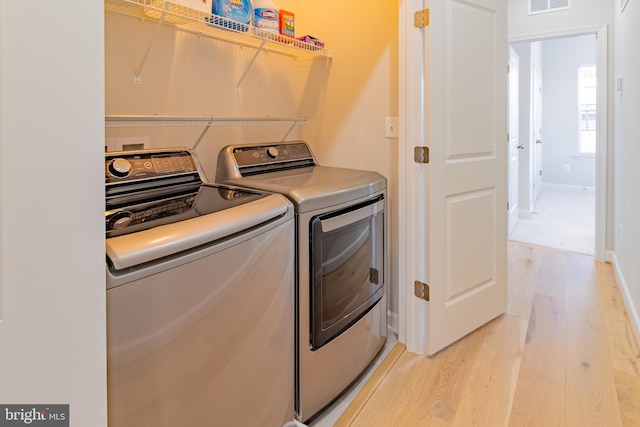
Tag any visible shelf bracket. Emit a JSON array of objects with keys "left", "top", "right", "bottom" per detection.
[
  {"left": 236, "top": 39, "right": 268, "bottom": 90},
  {"left": 280, "top": 122, "right": 297, "bottom": 141},
  {"left": 134, "top": 1, "right": 170, "bottom": 83},
  {"left": 192, "top": 118, "right": 215, "bottom": 150}
]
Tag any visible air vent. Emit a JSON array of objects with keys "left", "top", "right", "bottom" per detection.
[{"left": 528, "top": 0, "right": 571, "bottom": 15}]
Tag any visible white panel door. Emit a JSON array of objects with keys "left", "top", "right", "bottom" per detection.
[
  {"left": 532, "top": 65, "right": 543, "bottom": 206},
  {"left": 508, "top": 46, "right": 520, "bottom": 234},
  {"left": 423, "top": 0, "right": 508, "bottom": 354}
]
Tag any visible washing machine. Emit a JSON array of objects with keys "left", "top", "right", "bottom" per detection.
[
  {"left": 216, "top": 141, "right": 387, "bottom": 422},
  {"left": 105, "top": 148, "right": 295, "bottom": 426}
]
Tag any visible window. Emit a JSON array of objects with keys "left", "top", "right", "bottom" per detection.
[
  {"left": 528, "top": 0, "right": 571, "bottom": 15},
  {"left": 578, "top": 65, "right": 596, "bottom": 155}
]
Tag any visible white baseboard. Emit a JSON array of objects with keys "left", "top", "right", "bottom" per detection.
[
  {"left": 605, "top": 249, "right": 615, "bottom": 263},
  {"left": 611, "top": 252, "right": 640, "bottom": 349},
  {"left": 542, "top": 182, "right": 595, "bottom": 192},
  {"left": 518, "top": 208, "right": 533, "bottom": 219},
  {"left": 387, "top": 310, "right": 399, "bottom": 335}
]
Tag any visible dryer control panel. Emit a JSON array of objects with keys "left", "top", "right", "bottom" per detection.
[
  {"left": 216, "top": 141, "right": 317, "bottom": 181},
  {"left": 232, "top": 142, "right": 314, "bottom": 168}
]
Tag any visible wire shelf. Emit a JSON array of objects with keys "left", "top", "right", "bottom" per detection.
[
  {"left": 105, "top": 115, "right": 307, "bottom": 149},
  {"left": 105, "top": 115, "right": 307, "bottom": 128},
  {"left": 105, "top": 0, "right": 329, "bottom": 58}
]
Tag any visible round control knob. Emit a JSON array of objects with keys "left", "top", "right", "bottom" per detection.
[
  {"left": 108, "top": 158, "right": 132, "bottom": 178},
  {"left": 266, "top": 146, "right": 279, "bottom": 159},
  {"left": 108, "top": 211, "right": 133, "bottom": 230}
]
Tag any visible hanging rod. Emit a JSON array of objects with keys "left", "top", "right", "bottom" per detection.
[{"left": 105, "top": 115, "right": 307, "bottom": 128}]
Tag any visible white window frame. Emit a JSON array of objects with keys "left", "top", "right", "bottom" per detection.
[
  {"left": 578, "top": 64, "right": 597, "bottom": 156},
  {"left": 528, "top": 0, "right": 572, "bottom": 15}
]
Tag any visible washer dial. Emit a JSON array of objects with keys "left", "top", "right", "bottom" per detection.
[
  {"left": 108, "top": 158, "right": 132, "bottom": 178},
  {"left": 266, "top": 147, "right": 279, "bottom": 159}
]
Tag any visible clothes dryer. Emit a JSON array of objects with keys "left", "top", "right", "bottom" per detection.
[{"left": 216, "top": 141, "right": 387, "bottom": 422}]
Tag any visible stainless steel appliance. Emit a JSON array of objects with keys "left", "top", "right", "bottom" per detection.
[
  {"left": 216, "top": 141, "right": 387, "bottom": 422},
  {"left": 105, "top": 148, "right": 295, "bottom": 427}
]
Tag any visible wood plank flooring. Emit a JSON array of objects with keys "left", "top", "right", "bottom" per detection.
[{"left": 335, "top": 242, "right": 640, "bottom": 427}]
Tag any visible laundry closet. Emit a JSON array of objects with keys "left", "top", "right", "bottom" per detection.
[{"left": 105, "top": 0, "right": 399, "bottom": 424}]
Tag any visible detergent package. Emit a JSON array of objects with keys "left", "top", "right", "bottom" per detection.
[
  {"left": 253, "top": 0, "right": 279, "bottom": 38},
  {"left": 279, "top": 9, "right": 295, "bottom": 39},
  {"left": 210, "top": 0, "right": 252, "bottom": 32}
]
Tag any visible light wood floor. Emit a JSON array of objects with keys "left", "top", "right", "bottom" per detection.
[{"left": 335, "top": 242, "right": 640, "bottom": 427}]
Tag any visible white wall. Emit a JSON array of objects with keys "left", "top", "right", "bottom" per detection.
[
  {"left": 0, "top": 2, "right": 107, "bottom": 426},
  {"left": 509, "top": 0, "right": 612, "bottom": 39},
  {"left": 105, "top": 0, "right": 302, "bottom": 180},
  {"left": 541, "top": 35, "right": 596, "bottom": 187},
  {"left": 613, "top": 0, "right": 640, "bottom": 343},
  {"left": 293, "top": 0, "right": 399, "bottom": 330}
]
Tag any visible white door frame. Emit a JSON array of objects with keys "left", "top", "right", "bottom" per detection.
[
  {"left": 508, "top": 46, "right": 520, "bottom": 234},
  {"left": 509, "top": 25, "right": 608, "bottom": 262},
  {"left": 397, "top": 0, "right": 426, "bottom": 352}
]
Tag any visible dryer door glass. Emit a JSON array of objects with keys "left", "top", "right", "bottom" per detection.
[{"left": 310, "top": 195, "right": 385, "bottom": 350}]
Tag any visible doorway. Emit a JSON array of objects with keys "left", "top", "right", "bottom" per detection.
[{"left": 508, "top": 33, "right": 601, "bottom": 257}]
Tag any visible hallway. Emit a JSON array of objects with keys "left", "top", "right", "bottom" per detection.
[{"left": 509, "top": 186, "right": 595, "bottom": 255}]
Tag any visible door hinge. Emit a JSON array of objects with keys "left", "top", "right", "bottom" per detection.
[
  {"left": 414, "top": 281, "right": 430, "bottom": 302},
  {"left": 414, "top": 9, "right": 430, "bottom": 28},
  {"left": 414, "top": 146, "right": 430, "bottom": 164}
]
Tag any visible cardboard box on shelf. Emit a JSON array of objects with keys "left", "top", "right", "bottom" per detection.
[{"left": 279, "top": 10, "right": 295, "bottom": 38}]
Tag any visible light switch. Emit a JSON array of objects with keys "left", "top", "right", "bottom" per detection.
[{"left": 385, "top": 116, "right": 399, "bottom": 139}]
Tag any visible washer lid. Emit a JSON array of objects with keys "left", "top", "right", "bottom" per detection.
[
  {"left": 106, "top": 184, "right": 269, "bottom": 238},
  {"left": 222, "top": 166, "right": 386, "bottom": 213},
  {"left": 106, "top": 191, "right": 293, "bottom": 270}
]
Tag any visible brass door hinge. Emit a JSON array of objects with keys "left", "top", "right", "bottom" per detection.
[
  {"left": 414, "top": 9, "right": 430, "bottom": 28},
  {"left": 414, "top": 281, "right": 430, "bottom": 301},
  {"left": 414, "top": 146, "right": 429, "bottom": 164}
]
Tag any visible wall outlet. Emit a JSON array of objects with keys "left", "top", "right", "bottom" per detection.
[{"left": 563, "top": 164, "right": 571, "bottom": 173}]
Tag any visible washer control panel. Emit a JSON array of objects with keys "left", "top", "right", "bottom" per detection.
[{"left": 105, "top": 149, "right": 198, "bottom": 184}]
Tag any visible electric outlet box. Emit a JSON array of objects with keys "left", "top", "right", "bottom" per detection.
[{"left": 105, "top": 137, "right": 151, "bottom": 153}]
